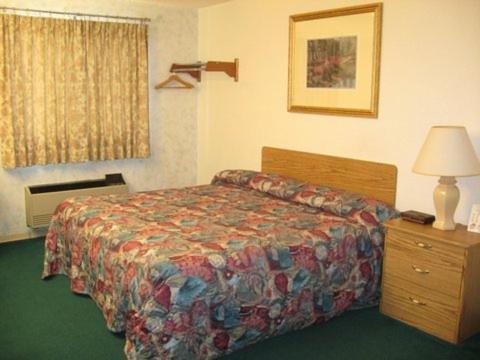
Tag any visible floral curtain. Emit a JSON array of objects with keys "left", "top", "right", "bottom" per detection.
[{"left": 0, "top": 14, "right": 150, "bottom": 168}]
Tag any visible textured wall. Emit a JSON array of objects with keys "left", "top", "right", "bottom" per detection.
[
  {"left": 198, "top": 0, "right": 480, "bottom": 225},
  {"left": 0, "top": 0, "right": 198, "bottom": 238}
]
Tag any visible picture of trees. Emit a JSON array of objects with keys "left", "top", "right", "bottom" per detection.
[{"left": 307, "top": 36, "right": 357, "bottom": 88}]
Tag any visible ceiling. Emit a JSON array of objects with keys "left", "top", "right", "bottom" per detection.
[{"left": 153, "top": 0, "right": 233, "bottom": 8}]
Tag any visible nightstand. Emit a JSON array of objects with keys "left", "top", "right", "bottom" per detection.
[{"left": 380, "top": 218, "right": 480, "bottom": 344}]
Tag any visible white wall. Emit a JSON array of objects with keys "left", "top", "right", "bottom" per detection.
[
  {"left": 0, "top": 0, "right": 198, "bottom": 238},
  {"left": 198, "top": 0, "right": 480, "bottom": 224}
]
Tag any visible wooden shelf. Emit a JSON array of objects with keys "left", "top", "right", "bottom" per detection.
[{"left": 169, "top": 58, "right": 239, "bottom": 82}]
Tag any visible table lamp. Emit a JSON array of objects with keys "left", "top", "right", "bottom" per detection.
[{"left": 413, "top": 126, "right": 480, "bottom": 230}]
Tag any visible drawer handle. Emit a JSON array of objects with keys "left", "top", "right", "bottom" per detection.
[
  {"left": 408, "top": 297, "right": 427, "bottom": 306},
  {"left": 411, "top": 265, "right": 430, "bottom": 274},
  {"left": 414, "top": 241, "right": 432, "bottom": 249}
]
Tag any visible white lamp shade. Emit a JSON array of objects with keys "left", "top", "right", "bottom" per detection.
[{"left": 413, "top": 126, "right": 480, "bottom": 177}]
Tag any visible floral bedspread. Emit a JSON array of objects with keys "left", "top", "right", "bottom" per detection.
[{"left": 43, "top": 170, "right": 397, "bottom": 359}]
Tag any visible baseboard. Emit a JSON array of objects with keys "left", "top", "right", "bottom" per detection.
[{"left": 0, "top": 229, "right": 47, "bottom": 244}]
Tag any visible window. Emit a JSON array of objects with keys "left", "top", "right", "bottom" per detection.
[{"left": 0, "top": 14, "right": 150, "bottom": 168}]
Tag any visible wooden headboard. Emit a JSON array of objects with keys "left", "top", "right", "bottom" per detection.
[{"left": 261, "top": 147, "right": 398, "bottom": 206}]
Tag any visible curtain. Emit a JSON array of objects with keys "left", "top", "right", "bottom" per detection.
[{"left": 0, "top": 14, "right": 150, "bottom": 168}]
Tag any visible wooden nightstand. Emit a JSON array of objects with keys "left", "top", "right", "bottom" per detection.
[{"left": 380, "top": 218, "right": 480, "bottom": 344}]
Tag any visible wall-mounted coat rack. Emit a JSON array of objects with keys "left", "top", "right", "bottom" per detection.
[{"left": 170, "top": 58, "right": 239, "bottom": 82}]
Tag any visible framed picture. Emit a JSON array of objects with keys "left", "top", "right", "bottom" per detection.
[
  {"left": 288, "top": 3, "right": 383, "bottom": 118},
  {"left": 468, "top": 204, "right": 480, "bottom": 233}
]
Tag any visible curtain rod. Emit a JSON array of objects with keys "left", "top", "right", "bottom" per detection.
[{"left": 0, "top": 6, "right": 150, "bottom": 23}]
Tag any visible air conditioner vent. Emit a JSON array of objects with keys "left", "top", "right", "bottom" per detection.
[
  {"left": 32, "top": 214, "right": 53, "bottom": 228},
  {"left": 25, "top": 174, "right": 128, "bottom": 229}
]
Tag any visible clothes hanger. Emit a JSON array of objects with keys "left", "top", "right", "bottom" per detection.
[{"left": 154, "top": 74, "right": 194, "bottom": 89}]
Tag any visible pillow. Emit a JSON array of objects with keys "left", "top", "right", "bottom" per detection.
[
  {"left": 212, "top": 170, "right": 398, "bottom": 226},
  {"left": 248, "top": 173, "right": 305, "bottom": 199},
  {"left": 292, "top": 183, "right": 399, "bottom": 225},
  {"left": 211, "top": 170, "right": 259, "bottom": 187},
  {"left": 212, "top": 170, "right": 305, "bottom": 199}
]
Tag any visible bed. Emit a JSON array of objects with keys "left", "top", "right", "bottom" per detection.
[{"left": 42, "top": 147, "right": 398, "bottom": 359}]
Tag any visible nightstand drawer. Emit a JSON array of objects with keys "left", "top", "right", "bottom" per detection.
[
  {"left": 386, "top": 228, "right": 464, "bottom": 269},
  {"left": 381, "top": 279, "right": 459, "bottom": 343},
  {"left": 384, "top": 241, "right": 463, "bottom": 299}
]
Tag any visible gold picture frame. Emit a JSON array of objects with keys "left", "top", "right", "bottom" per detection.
[{"left": 288, "top": 3, "right": 383, "bottom": 118}]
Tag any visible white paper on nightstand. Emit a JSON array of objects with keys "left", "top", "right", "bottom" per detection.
[{"left": 467, "top": 204, "right": 480, "bottom": 233}]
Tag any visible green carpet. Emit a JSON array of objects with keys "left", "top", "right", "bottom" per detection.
[{"left": 1, "top": 238, "right": 479, "bottom": 360}]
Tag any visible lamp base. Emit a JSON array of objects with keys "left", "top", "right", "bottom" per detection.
[{"left": 432, "top": 176, "right": 459, "bottom": 231}]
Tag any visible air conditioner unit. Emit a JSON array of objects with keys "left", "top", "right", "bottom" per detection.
[{"left": 25, "top": 173, "right": 128, "bottom": 228}]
